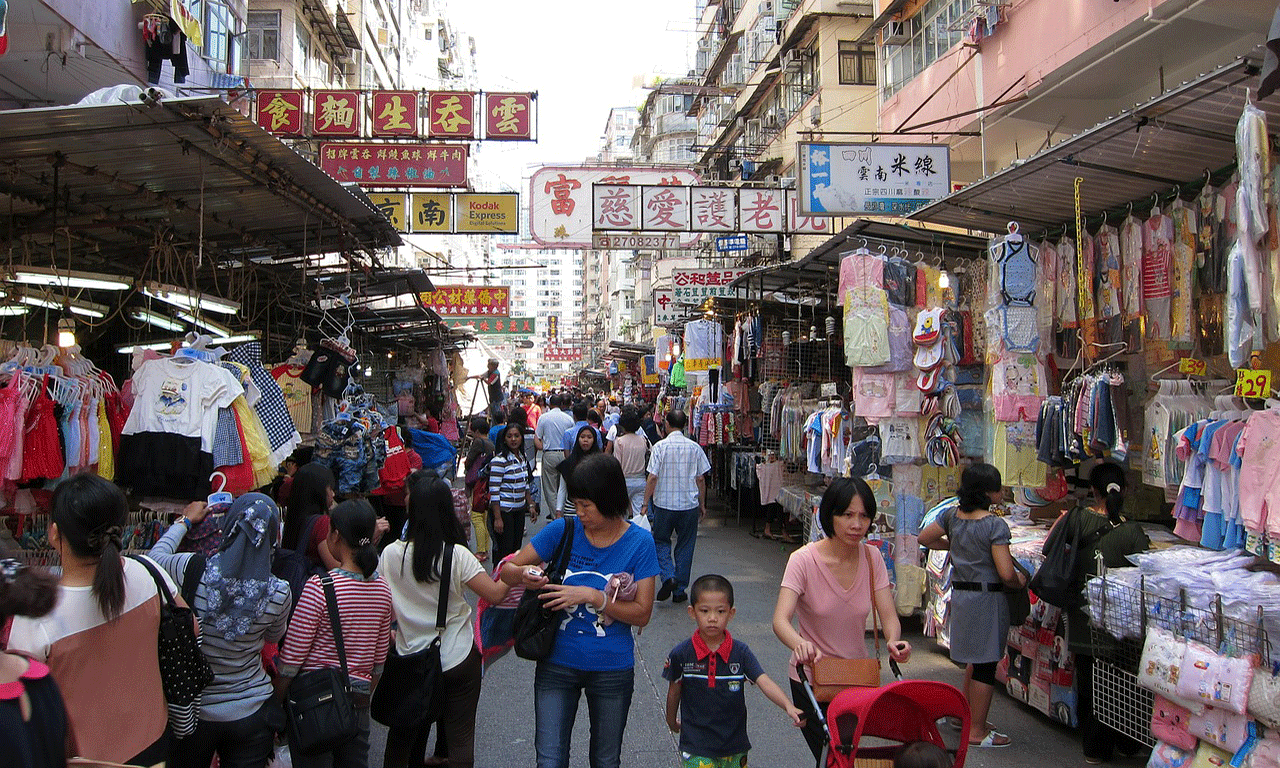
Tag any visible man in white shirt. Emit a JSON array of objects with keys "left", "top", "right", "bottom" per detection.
[
  {"left": 643, "top": 409, "right": 711, "bottom": 603},
  {"left": 534, "top": 393, "right": 575, "bottom": 520}
]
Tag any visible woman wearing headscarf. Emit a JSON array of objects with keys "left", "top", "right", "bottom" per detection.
[{"left": 146, "top": 493, "right": 293, "bottom": 768}]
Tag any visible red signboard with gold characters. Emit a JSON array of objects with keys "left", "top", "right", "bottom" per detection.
[
  {"left": 312, "top": 90, "right": 361, "bottom": 136},
  {"left": 418, "top": 284, "right": 510, "bottom": 316},
  {"left": 370, "top": 90, "right": 419, "bottom": 136},
  {"left": 485, "top": 92, "right": 533, "bottom": 140},
  {"left": 255, "top": 90, "right": 304, "bottom": 136},
  {"left": 427, "top": 92, "right": 476, "bottom": 139}
]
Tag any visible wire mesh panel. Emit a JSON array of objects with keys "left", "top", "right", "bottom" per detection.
[{"left": 1087, "top": 572, "right": 1272, "bottom": 749}]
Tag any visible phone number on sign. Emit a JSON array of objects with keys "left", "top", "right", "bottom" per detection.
[{"left": 591, "top": 233, "right": 681, "bottom": 249}]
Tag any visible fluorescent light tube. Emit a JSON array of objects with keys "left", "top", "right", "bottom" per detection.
[
  {"left": 175, "top": 311, "right": 233, "bottom": 338},
  {"left": 9, "top": 266, "right": 131, "bottom": 291},
  {"left": 142, "top": 282, "right": 240, "bottom": 316},
  {"left": 129, "top": 308, "right": 186, "bottom": 332}
]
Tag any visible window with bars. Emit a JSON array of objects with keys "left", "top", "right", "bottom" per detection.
[{"left": 838, "top": 41, "right": 876, "bottom": 86}]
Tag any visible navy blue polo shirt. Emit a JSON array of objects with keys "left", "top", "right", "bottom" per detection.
[{"left": 663, "top": 633, "right": 765, "bottom": 758}]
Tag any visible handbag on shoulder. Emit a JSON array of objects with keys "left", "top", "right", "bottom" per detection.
[
  {"left": 371, "top": 545, "right": 451, "bottom": 729},
  {"left": 808, "top": 543, "right": 882, "bottom": 702},
  {"left": 129, "top": 554, "right": 213, "bottom": 738},
  {"left": 513, "top": 519, "right": 575, "bottom": 661},
  {"left": 286, "top": 575, "right": 359, "bottom": 755}
]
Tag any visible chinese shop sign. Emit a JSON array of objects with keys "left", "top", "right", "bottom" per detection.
[
  {"left": 442, "top": 317, "right": 536, "bottom": 335},
  {"left": 589, "top": 186, "right": 831, "bottom": 235},
  {"left": 529, "top": 166, "right": 702, "bottom": 248},
  {"left": 250, "top": 89, "right": 536, "bottom": 139},
  {"left": 367, "top": 193, "right": 518, "bottom": 233},
  {"left": 671, "top": 268, "right": 749, "bottom": 302},
  {"left": 798, "top": 142, "right": 951, "bottom": 216},
  {"left": 418, "top": 285, "right": 510, "bottom": 316},
  {"left": 370, "top": 91, "right": 419, "bottom": 136},
  {"left": 547, "top": 315, "right": 559, "bottom": 341},
  {"left": 653, "top": 289, "right": 683, "bottom": 325},
  {"left": 319, "top": 143, "right": 468, "bottom": 188},
  {"left": 256, "top": 90, "right": 304, "bottom": 135},
  {"left": 427, "top": 92, "right": 475, "bottom": 139},
  {"left": 543, "top": 346, "right": 583, "bottom": 363},
  {"left": 485, "top": 93, "right": 534, "bottom": 140},
  {"left": 312, "top": 90, "right": 361, "bottom": 136}
]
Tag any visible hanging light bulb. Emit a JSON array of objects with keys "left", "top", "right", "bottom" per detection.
[
  {"left": 825, "top": 315, "right": 836, "bottom": 336},
  {"left": 781, "top": 330, "right": 791, "bottom": 346},
  {"left": 939, "top": 270, "right": 951, "bottom": 290},
  {"left": 57, "top": 317, "right": 76, "bottom": 348}
]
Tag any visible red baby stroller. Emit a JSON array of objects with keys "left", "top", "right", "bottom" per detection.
[{"left": 798, "top": 664, "right": 971, "bottom": 768}]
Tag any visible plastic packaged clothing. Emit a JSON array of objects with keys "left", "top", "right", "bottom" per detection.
[{"left": 1226, "top": 239, "right": 1255, "bottom": 369}]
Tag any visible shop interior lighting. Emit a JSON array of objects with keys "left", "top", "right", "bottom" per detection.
[
  {"left": 116, "top": 331, "right": 260, "bottom": 355},
  {"left": 174, "top": 310, "right": 233, "bottom": 338},
  {"left": 56, "top": 318, "right": 77, "bottom": 348},
  {"left": 0, "top": 306, "right": 29, "bottom": 317},
  {"left": 129, "top": 308, "right": 186, "bottom": 333},
  {"left": 142, "top": 282, "right": 240, "bottom": 316},
  {"left": 16, "top": 290, "right": 108, "bottom": 318},
  {"left": 8, "top": 266, "right": 132, "bottom": 291},
  {"left": 938, "top": 271, "right": 951, "bottom": 290}
]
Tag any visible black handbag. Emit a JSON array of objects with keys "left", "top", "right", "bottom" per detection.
[
  {"left": 1030, "top": 511, "right": 1114, "bottom": 609},
  {"left": 1005, "top": 560, "right": 1032, "bottom": 626},
  {"left": 513, "top": 520, "right": 575, "bottom": 661},
  {"left": 286, "top": 575, "right": 359, "bottom": 755},
  {"left": 371, "top": 545, "right": 451, "bottom": 729},
  {"left": 129, "top": 555, "right": 214, "bottom": 738}
]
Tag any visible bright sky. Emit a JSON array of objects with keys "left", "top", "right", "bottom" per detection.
[{"left": 451, "top": 0, "right": 697, "bottom": 193}]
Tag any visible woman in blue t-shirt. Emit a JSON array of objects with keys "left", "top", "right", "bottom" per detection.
[{"left": 501, "top": 453, "right": 660, "bottom": 768}]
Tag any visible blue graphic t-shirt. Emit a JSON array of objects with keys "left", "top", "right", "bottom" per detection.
[{"left": 531, "top": 516, "right": 660, "bottom": 671}]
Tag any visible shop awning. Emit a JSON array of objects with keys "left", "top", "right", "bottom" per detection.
[
  {"left": 0, "top": 95, "right": 401, "bottom": 272},
  {"left": 907, "top": 58, "right": 1267, "bottom": 236},
  {"left": 726, "top": 218, "right": 990, "bottom": 295},
  {"left": 603, "top": 340, "right": 652, "bottom": 362}
]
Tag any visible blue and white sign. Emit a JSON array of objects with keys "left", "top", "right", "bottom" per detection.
[
  {"left": 798, "top": 142, "right": 951, "bottom": 217},
  {"left": 715, "top": 234, "right": 749, "bottom": 252}
]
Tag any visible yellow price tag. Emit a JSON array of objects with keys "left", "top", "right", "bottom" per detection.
[
  {"left": 1235, "top": 369, "right": 1272, "bottom": 399},
  {"left": 1178, "top": 358, "right": 1207, "bottom": 376}
]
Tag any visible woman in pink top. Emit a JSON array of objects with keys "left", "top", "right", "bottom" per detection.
[{"left": 772, "top": 477, "right": 911, "bottom": 763}]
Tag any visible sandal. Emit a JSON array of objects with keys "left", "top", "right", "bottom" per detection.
[{"left": 969, "top": 731, "right": 1011, "bottom": 748}]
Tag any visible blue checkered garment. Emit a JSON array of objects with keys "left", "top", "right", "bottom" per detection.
[
  {"left": 212, "top": 407, "right": 244, "bottom": 468},
  {"left": 225, "top": 341, "right": 298, "bottom": 452}
]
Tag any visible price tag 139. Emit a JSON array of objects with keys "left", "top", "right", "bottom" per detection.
[{"left": 1235, "top": 368, "right": 1272, "bottom": 398}]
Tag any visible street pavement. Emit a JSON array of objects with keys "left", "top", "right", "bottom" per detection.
[{"left": 367, "top": 512, "right": 1151, "bottom": 768}]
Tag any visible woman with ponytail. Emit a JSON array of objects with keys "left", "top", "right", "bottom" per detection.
[
  {"left": 276, "top": 499, "right": 393, "bottom": 768},
  {"left": 9, "top": 474, "right": 178, "bottom": 766},
  {"left": 1043, "top": 461, "right": 1150, "bottom": 764}
]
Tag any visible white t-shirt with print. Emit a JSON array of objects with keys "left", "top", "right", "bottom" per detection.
[{"left": 122, "top": 358, "right": 243, "bottom": 451}]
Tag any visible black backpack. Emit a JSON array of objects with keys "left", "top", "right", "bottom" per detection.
[
  {"left": 272, "top": 514, "right": 327, "bottom": 614},
  {"left": 1030, "top": 510, "right": 1114, "bottom": 610}
]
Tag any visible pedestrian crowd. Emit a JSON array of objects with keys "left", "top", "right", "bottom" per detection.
[{"left": 0, "top": 383, "right": 1134, "bottom": 768}]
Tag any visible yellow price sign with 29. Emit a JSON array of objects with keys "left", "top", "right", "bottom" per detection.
[{"left": 1235, "top": 368, "right": 1273, "bottom": 399}]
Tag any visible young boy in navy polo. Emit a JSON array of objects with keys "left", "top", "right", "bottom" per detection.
[{"left": 664, "top": 574, "right": 803, "bottom": 768}]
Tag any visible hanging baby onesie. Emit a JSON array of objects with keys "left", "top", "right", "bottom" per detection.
[
  {"left": 1120, "top": 215, "right": 1145, "bottom": 323},
  {"left": 1169, "top": 201, "right": 1197, "bottom": 344},
  {"left": 1143, "top": 208, "right": 1175, "bottom": 340},
  {"left": 1094, "top": 225, "right": 1123, "bottom": 344}
]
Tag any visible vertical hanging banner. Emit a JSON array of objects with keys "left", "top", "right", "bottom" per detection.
[
  {"left": 485, "top": 93, "right": 534, "bottom": 140},
  {"left": 427, "top": 92, "right": 476, "bottom": 139},
  {"left": 256, "top": 90, "right": 305, "bottom": 136},
  {"left": 547, "top": 314, "right": 559, "bottom": 341},
  {"left": 312, "top": 90, "right": 361, "bottom": 136},
  {"left": 370, "top": 91, "right": 419, "bottom": 136}
]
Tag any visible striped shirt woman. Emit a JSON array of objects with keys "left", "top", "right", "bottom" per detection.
[{"left": 489, "top": 423, "right": 535, "bottom": 561}]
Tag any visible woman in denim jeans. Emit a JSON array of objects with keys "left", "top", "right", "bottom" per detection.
[{"left": 501, "top": 453, "right": 660, "bottom": 768}]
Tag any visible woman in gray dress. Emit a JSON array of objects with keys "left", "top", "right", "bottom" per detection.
[{"left": 919, "top": 463, "right": 1026, "bottom": 749}]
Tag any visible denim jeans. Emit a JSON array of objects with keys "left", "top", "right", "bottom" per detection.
[
  {"left": 649, "top": 504, "right": 700, "bottom": 594},
  {"left": 170, "top": 701, "right": 276, "bottom": 768},
  {"left": 534, "top": 661, "right": 634, "bottom": 768}
]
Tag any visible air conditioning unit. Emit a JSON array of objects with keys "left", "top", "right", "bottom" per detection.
[
  {"left": 729, "top": 158, "right": 744, "bottom": 171},
  {"left": 762, "top": 108, "right": 781, "bottom": 129},
  {"left": 760, "top": 0, "right": 774, "bottom": 15},
  {"left": 746, "top": 118, "right": 762, "bottom": 136},
  {"left": 783, "top": 49, "right": 803, "bottom": 71},
  {"left": 883, "top": 20, "right": 909, "bottom": 46},
  {"left": 779, "top": 176, "right": 796, "bottom": 188}
]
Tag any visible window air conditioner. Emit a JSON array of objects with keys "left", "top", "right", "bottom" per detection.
[
  {"left": 883, "top": 20, "right": 909, "bottom": 46},
  {"left": 746, "top": 118, "right": 762, "bottom": 136},
  {"left": 783, "top": 49, "right": 803, "bottom": 71}
]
